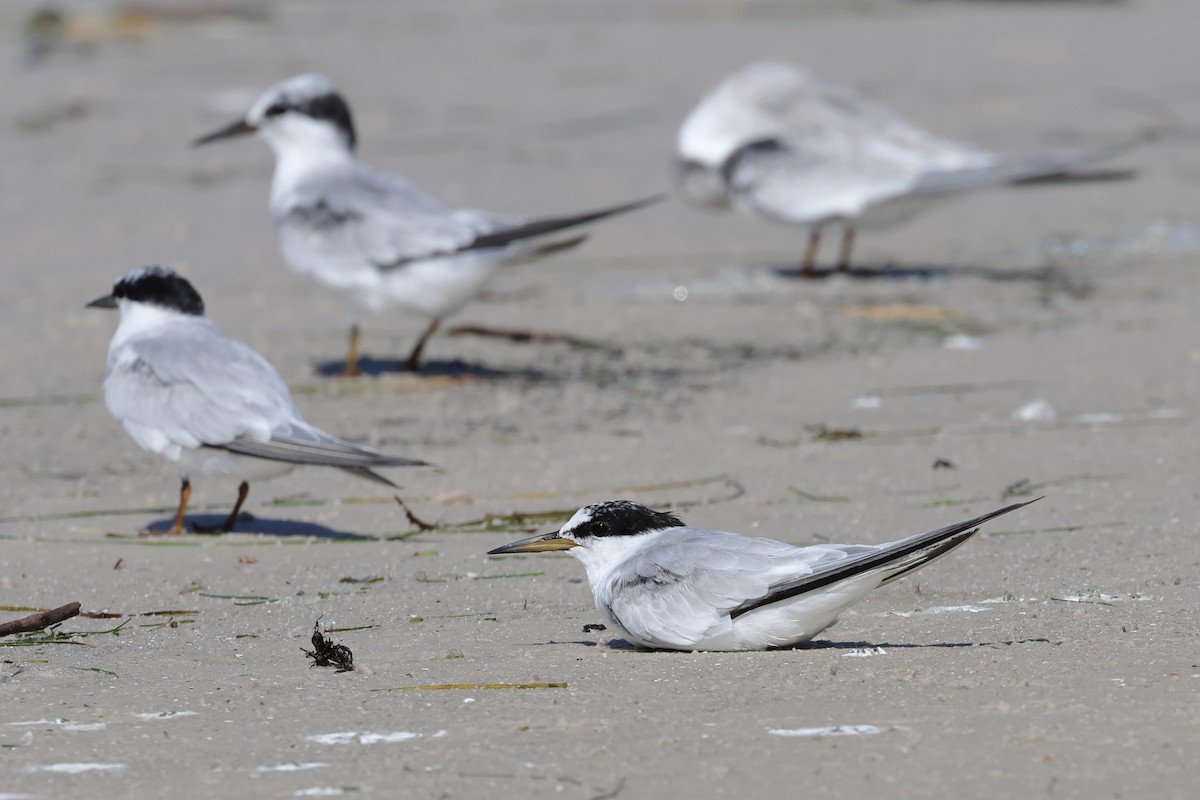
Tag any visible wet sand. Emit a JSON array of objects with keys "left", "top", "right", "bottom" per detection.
[{"left": 1, "top": 1, "right": 1198, "bottom": 797}]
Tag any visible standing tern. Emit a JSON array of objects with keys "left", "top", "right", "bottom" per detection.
[
  {"left": 488, "top": 498, "right": 1038, "bottom": 651},
  {"left": 676, "top": 61, "right": 1134, "bottom": 277},
  {"left": 194, "top": 73, "right": 660, "bottom": 375},
  {"left": 88, "top": 265, "right": 429, "bottom": 534}
]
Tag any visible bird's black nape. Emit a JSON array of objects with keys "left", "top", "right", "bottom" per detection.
[
  {"left": 565, "top": 501, "right": 685, "bottom": 539},
  {"left": 265, "top": 91, "right": 356, "bottom": 150},
  {"left": 112, "top": 266, "right": 205, "bottom": 316}
]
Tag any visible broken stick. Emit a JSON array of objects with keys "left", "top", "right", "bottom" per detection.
[{"left": 0, "top": 602, "right": 81, "bottom": 637}]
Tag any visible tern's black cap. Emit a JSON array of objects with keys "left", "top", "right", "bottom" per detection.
[
  {"left": 263, "top": 90, "right": 356, "bottom": 150},
  {"left": 108, "top": 265, "right": 205, "bottom": 316},
  {"left": 564, "top": 501, "right": 685, "bottom": 539}
]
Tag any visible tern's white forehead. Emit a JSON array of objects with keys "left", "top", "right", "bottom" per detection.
[
  {"left": 248, "top": 73, "right": 341, "bottom": 120},
  {"left": 560, "top": 506, "right": 595, "bottom": 537},
  {"left": 677, "top": 61, "right": 811, "bottom": 166}
]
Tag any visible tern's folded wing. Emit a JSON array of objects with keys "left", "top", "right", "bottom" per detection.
[
  {"left": 726, "top": 500, "right": 1038, "bottom": 619},
  {"left": 221, "top": 423, "right": 426, "bottom": 477},
  {"left": 277, "top": 163, "right": 658, "bottom": 274},
  {"left": 275, "top": 165, "right": 475, "bottom": 273},
  {"left": 105, "top": 321, "right": 296, "bottom": 459},
  {"left": 725, "top": 138, "right": 921, "bottom": 223},
  {"left": 451, "top": 196, "right": 662, "bottom": 253},
  {"left": 912, "top": 140, "right": 1138, "bottom": 195}
]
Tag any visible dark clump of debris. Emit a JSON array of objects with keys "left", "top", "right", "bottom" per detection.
[
  {"left": 303, "top": 618, "right": 354, "bottom": 673},
  {"left": 805, "top": 424, "right": 863, "bottom": 442},
  {"left": 582, "top": 623, "right": 607, "bottom": 633}
]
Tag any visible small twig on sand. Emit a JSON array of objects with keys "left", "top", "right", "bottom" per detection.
[
  {"left": 446, "top": 324, "right": 617, "bottom": 352},
  {"left": 395, "top": 496, "right": 440, "bottom": 531},
  {"left": 0, "top": 602, "right": 81, "bottom": 637}
]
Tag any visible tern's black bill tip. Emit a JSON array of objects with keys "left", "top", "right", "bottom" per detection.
[
  {"left": 86, "top": 294, "right": 117, "bottom": 309},
  {"left": 192, "top": 119, "right": 256, "bottom": 147}
]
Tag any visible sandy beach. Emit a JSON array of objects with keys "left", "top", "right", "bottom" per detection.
[{"left": 2, "top": 0, "right": 1198, "bottom": 797}]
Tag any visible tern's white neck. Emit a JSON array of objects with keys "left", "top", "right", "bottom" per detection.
[
  {"left": 571, "top": 529, "right": 671, "bottom": 588},
  {"left": 110, "top": 302, "right": 206, "bottom": 353},
  {"left": 259, "top": 117, "right": 357, "bottom": 204}
]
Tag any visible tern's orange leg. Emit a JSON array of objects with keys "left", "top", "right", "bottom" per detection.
[
  {"left": 341, "top": 323, "right": 362, "bottom": 378},
  {"left": 169, "top": 478, "right": 191, "bottom": 536},
  {"left": 219, "top": 481, "right": 250, "bottom": 533},
  {"left": 837, "top": 224, "right": 856, "bottom": 272},
  {"left": 800, "top": 228, "right": 822, "bottom": 278},
  {"left": 405, "top": 318, "right": 441, "bottom": 373}
]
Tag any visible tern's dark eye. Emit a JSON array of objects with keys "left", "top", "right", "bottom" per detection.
[{"left": 263, "top": 102, "right": 289, "bottom": 118}]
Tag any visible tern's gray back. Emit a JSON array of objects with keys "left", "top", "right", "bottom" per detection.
[{"left": 782, "top": 73, "right": 990, "bottom": 171}]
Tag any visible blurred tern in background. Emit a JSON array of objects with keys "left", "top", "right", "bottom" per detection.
[
  {"left": 676, "top": 62, "right": 1136, "bottom": 277},
  {"left": 194, "top": 74, "right": 660, "bottom": 375},
  {"left": 89, "top": 266, "right": 429, "bottom": 534},
  {"left": 489, "top": 498, "right": 1038, "bottom": 651}
]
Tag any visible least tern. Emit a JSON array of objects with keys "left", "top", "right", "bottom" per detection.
[
  {"left": 194, "top": 73, "right": 660, "bottom": 375},
  {"left": 677, "top": 61, "right": 1133, "bottom": 276},
  {"left": 88, "top": 266, "right": 429, "bottom": 535},
  {"left": 489, "top": 498, "right": 1037, "bottom": 651}
]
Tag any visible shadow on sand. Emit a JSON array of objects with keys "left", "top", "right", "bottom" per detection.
[
  {"left": 793, "top": 637, "right": 1056, "bottom": 652},
  {"left": 529, "top": 636, "right": 1057, "bottom": 651},
  {"left": 140, "top": 513, "right": 377, "bottom": 540},
  {"left": 313, "top": 354, "right": 548, "bottom": 381}
]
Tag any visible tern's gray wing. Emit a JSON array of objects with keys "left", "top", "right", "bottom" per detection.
[
  {"left": 376, "top": 196, "right": 661, "bottom": 268},
  {"left": 723, "top": 138, "right": 926, "bottom": 223},
  {"left": 726, "top": 500, "right": 1037, "bottom": 619},
  {"left": 105, "top": 318, "right": 297, "bottom": 458},
  {"left": 275, "top": 163, "right": 475, "bottom": 273},
  {"left": 277, "top": 162, "right": 659, "bottom": 274},
  {"left": 106, "top": 319, "right": 422, "bottom": 477},
  {"left": 604, "top": 528, "right": 875, "bottom": 648},
  {"left": 451, "top": 199, "right": 652, "bottom": 250},
  {"left": 911, "top": 139, "right": 1139, "bottom": 195},
  {"left": 220, "top": 421, "right": 426, "bottom": 485}
]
